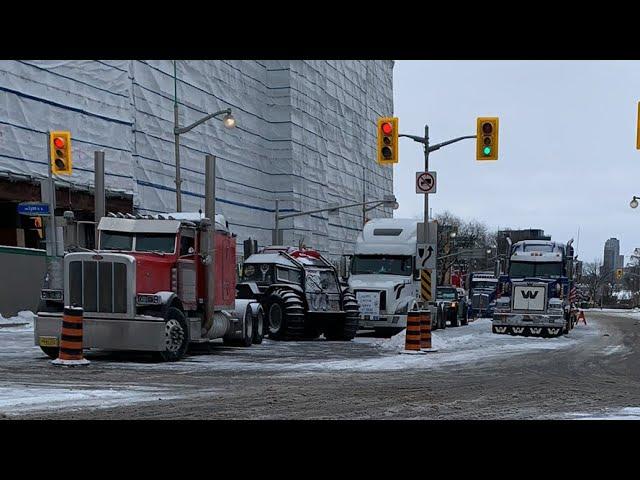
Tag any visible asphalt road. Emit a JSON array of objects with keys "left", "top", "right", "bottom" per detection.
[{"left": 1, "top": 310, "right": 639, "bottom": 419}]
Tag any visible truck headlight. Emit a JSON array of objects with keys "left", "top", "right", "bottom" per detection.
[
  {"left": 136, "top": 294, "right": 161, "bottom": 305},
  {"left": 41, "top": 289, "right": 63, "bottom": 301}
]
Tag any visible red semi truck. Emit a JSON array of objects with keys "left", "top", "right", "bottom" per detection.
[{"left": 35, "top": 157, "right": 262, "bottom": 361}]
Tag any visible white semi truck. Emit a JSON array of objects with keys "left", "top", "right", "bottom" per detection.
[{"left": 347, "top": 218, "right": 440, "bottom": 337}]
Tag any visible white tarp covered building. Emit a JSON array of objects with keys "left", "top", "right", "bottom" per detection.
[{"left": 0, "top": 60, "right": 394, "bottom": 258}]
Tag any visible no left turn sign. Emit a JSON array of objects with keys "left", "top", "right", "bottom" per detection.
[{"left": 416, "top": 171, "right": 437, "bottom": 194}]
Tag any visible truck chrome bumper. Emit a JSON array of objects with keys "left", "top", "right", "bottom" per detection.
[
  {"left": 359, "top": 314, "right": 407, "bottom": 329},
  {"left": 492, "top": 312, "right": 564, "bottom": 328},
  {"left": 35, "top": 312, "right": 168, "bottom": 352}
]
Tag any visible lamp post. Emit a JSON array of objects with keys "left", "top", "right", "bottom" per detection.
[{"left": 173, "top": 61, "right": 236, "bottom": 212}]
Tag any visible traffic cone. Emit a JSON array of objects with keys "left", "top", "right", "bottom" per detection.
[
  {"left": 51, "top": 306, "right": 90, "bottom": 366},
  {"left": 419, "top": 310, "right": 438, "bottom": 352},
  {"left": 577, "top": 310, "right": 587, "bottom": 325},
  {"left": 403, "top": 311, "right": 422, "bottom": 353}
]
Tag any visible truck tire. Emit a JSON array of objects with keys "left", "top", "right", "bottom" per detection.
[
  {"left": 325, "top": 291, "right": 359, "bottom": 341},
  {"left": 438, "top": 306, "right": 446, "bottom": 330},
  {"left": 252, "top": 308, "right": 264, "bottom": 345},
  {"left": 450, "top": 309, "right": 459, "bottom": 327},
  {"left": 265, "top": 288, "right": 305, "bottom": 340},
  {"left": 153, "top": 307, "right": 189, "bottom": 362},
  {"left": 373, "top": 327, "right": 405, "bottom": 338},
  {"left": 40, "top": 346, "right": 59, "bottom": 359}
]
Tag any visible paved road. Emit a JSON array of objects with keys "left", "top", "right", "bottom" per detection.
[{"left": 1, "top": 311, "right": 639, "bottom": 419}]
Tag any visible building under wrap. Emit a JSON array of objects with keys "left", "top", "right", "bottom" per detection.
[{"left": 0, "top": 60, "right": 394, "bottom": 259}]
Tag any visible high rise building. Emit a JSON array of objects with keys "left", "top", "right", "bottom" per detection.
[{"left": 603, "top": 238, "right": 620, "bottom": 276}]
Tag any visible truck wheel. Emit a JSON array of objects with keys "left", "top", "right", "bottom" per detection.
[
  {"left": 439, "top": 306, "right": 446, "bottom": 329},
  {"left": 450, "top": 311, "right": 459, "bottom": 327},
  {"left": 153, "top": 307, "right": 189, "bottom": 362},
  {"left": 252, "top": 308, "right": 264, "bottom": 345},
  {"left": 325, "top": 291, "right": 359, "bottom": 341},
  {"left": 265, "top": 289, "right": 305, "bottom": 340},
  {"left": 40, "top": 346, "right": 59, "bottom": 359}
]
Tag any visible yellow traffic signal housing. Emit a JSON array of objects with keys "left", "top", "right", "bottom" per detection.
[
  {"left": 50, "top": 131, "right": 72, "bottom": 175},
  {"left": 636, "top": 102, "right": 640, "bottom": 150},
  {"left": 616, "top": 268, "right": 624, "bottom": 280},
  {"left": 476, "top": 117, "right": 499, "bottom": 161},
  {"left": 377, "top": 117, "right": 399, "bottom": 165}
]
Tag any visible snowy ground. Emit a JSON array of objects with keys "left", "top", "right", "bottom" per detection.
[
  {"left": 0, "top": 311, "right": 34, "bottom": 328},
  {"left": 568, "top": 408, "right": 640, "bottom": 420},
  {"left": 0, "top": 311, "right": 633, "bottom": 419}
]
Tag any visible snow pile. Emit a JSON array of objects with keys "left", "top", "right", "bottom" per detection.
[
  {"left": 613, "top": 290, "right": 633, "bottom": 300},
  {"left": 0, "top": 311, "right": 35, "bottom": 327}
]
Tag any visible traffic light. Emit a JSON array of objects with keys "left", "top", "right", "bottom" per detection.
[
  {"left": 476, "top": 117, "right": 499, "bottom": 161},
  {"left": 50, "top": 131, "right": 72, "bottom": 175},
  {"left": 616, "top": 268, "right": 624, "bottom": 280},
  {"left": 636, "top": 102, "right": 640, "bottom": 150},
  {"left": 377, "top": 117, "right": 399, "bottom": 165}
]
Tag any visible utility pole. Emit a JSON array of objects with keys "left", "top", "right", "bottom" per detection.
[{"left": 174, "top": 60, "right": 182, "bottom": 212}]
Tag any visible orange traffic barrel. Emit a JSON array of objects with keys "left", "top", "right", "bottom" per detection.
[
  {"left": 419, "top": 310, "right": 432, "bottom": 350},
  {"left": 51, "top": 306, "right": 90, "bottom": 366},
  {"left": 404, "top": 311, "right": 422, "bottom": 351}
]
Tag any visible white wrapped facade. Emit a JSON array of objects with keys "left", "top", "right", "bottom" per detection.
[{"left": 0, "top": 60, "right": 394, "bottom": 258}]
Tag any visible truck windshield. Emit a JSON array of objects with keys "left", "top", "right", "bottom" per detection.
[
  {"left": 305, "top": 268, "right": 339, "bottom": 293},
  {"left": 471, "top": 281, "right": 497, "bottom": 290},
  {"left": 509, "top": 261, "right": 563, "bottom": 278},
  {"left": 101, "top": 231, "right": 133, "bottom": 251},
  {"left": 437, "top": 289, "right": 457, "bottom": 300},
  {"left": 136, "top": 233, "right": 176, "bottom": 253},
  {"left": 351, "top": 255, "right": 413, "bottom": 276},
  {"left": 100, "top": 231, "right": 175, "bottom": 253}
]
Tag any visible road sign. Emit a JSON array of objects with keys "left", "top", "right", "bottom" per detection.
[
  {"left": 415, "top": 171, "right": 437, "bottom": 194},
  {"left": 417, "top": 243, "right": 436, "bottom": 269},
  {"left": 17, "top": 202, "right": 50, "bottom": 216}
]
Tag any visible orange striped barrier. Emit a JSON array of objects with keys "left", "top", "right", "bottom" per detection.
[
  {"left": 419, "top": 310, "right": 432, "bottom": 350},
  {"left": 404, "top": 311, "right": 422, "bottom": 352},
  {"left": 51, "top": 306, "right": 90, "bottom": 366}
]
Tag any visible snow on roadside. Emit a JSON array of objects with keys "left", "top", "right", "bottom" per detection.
[
  {"left": 0, "top": 384, "right": 178, "bottom": 416},
  {"left": 0, "top": 311, "right": 35, "bottom": 328},
  {"left": 568, "top": 407, "right": 640, "bottom": 420}
]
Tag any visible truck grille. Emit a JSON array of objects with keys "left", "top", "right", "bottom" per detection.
[
  {"left": 472, "top": 293, "right": 489, "bottom": 310},
  {"left": 68, "top": 260, "right": 128, "bottom": 313}
]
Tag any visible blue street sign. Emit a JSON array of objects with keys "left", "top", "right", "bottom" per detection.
[{"left": 17, "top": 202, "right": 50, "bottom": 216}]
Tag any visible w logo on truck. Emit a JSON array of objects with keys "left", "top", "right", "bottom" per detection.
[{"left": 521, "top": 290, "right": 539, "bottom": 299}]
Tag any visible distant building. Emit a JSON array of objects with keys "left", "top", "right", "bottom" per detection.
[
  {"left": 603, "top": 238, "right": 620, "bottom": 276},
  {"left": 617, "top": 255, "right": 625, "bottom": 270}
]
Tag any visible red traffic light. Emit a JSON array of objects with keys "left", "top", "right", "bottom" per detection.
[
  {"left": 381, "top": 122, "right": 393, "bottom": 135},
  {"left": 482, "top": 122, "right": 493, "bottom": 135},
  {"left": 53, "top": 137, "right": 65, "bottom": 149}
]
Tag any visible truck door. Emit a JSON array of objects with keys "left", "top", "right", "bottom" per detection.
[{"left": 177, "top": 228, "right": 197, "bottom": 310}]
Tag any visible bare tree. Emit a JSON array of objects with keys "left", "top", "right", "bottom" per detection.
[{"left": 581, "top": 260, "right": 612, "bottom": 303}]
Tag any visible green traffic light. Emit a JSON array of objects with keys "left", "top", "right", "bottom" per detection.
[{"left": 483, "top": 146, "right": 492, "bottom": 156}]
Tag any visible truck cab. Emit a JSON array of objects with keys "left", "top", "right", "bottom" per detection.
[
  {"left": 35, "top": 212, "right": 261, "bottom": 361},
  {"left": 348, "top": 218, "right": 422, "bottom": 337},
  {"left": 492, "top": 239, "right": 576, "bottom": 337}
]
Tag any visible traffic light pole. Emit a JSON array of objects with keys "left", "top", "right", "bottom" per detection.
[{"left": 46, "top": 136, "right": 59, "bottom": 257}]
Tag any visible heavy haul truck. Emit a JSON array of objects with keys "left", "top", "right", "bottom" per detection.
[
  {"left": 35, "top": 156, "right": 262, "bottom": 361},
  {"left": 492, "top": 238, "right": 577, "bottom": 337}
]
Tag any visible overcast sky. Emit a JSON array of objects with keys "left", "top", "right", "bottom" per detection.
[{"left": 392, "top": 60, "right": 640, "bottom": 264}]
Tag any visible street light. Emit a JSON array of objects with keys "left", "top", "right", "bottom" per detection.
[
  {"left": 173, "top": 62, "right": 237, "bottom": 212},
  {"left": 630, "top": 196, "right": 639, "bottom": 209},
  {"left": 223, "top": 112, "right": 236, "bottom": 129}
]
